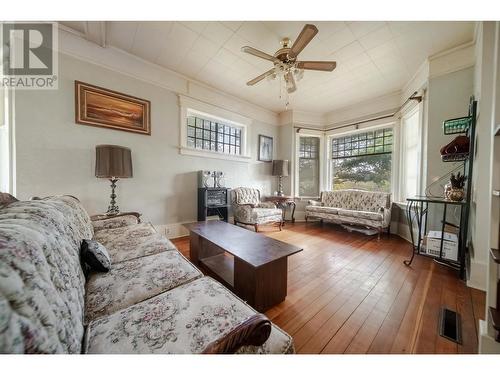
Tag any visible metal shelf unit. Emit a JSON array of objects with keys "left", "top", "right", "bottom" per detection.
[{"left": 404, "top": 98, "right": 477, "bottom": 280}]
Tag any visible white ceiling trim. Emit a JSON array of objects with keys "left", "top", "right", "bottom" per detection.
[
  {"left": 57, "top": 26, "right": 279, "bottom": 126},
  {"left": 428, "top": 41, "right": 475, "bottom": 78}
]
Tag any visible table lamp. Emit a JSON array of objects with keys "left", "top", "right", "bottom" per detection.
[
  {"left": 272, "top": 160, "right": 289, "bottom": 196},
  {"left": 95, "top": 145, "right": 133, "bottom": 215}
]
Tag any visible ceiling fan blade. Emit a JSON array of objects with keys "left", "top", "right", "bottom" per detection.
[
  {"left": 246, "top": 68, "right": 276, "bottom": 86},
  {"left": 241, "top": 46, "right": 279, "bottom": 63},
  {"left": 288, "top": 24, "right": 318, "bottom": 59},
  {"left": 296, "top": 61, "right": 337, "bottom": 72},
  {"left": 286, "top": 71, "right": 296, "bottom": 93}
]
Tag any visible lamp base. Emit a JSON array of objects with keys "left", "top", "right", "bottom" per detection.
[
  {"left": 106, "top": 178, "right": 120, "bottom": 215},
  {"left": 277, "top": 175, "right": 284, "bottom": 196}
]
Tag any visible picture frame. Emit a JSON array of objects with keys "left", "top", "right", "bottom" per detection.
[
  {"left": 258, "top": 135, "right": 273, "bottom": 162},
  {"left": 75, "top": 80, "right": 151, "bottom": 135}
]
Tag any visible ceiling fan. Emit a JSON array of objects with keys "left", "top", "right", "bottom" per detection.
[{"left": 241, "top": 24, "right": 337, "bottom": 94}]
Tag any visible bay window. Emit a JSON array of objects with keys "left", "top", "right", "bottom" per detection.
[{"left": 330, "top": 128, "right": 393, "bottom": 193}]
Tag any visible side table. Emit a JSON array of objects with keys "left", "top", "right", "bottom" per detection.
[{"left": 263, "top": 196, "right": 296, "bottom": 224}]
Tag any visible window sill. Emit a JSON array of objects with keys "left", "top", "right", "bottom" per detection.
[{"left": 179, "top": 147, "right": 251, "bottom": 163}]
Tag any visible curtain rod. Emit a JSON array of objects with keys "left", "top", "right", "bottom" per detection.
[{"left": 294, "top": 91, "right": 423, "bottom": 133}]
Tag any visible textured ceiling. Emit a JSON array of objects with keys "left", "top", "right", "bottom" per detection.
[{"left": 61, "top": 21, "right": 475, "bottom": 113}]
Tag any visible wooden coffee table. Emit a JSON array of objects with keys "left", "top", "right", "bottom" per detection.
[{"left": 185, "top": 221, "right": 302, "bottom": 312}]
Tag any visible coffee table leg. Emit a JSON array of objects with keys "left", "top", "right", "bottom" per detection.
[{"left": 234, "top": 257, "right": 288, "bottom": 312}]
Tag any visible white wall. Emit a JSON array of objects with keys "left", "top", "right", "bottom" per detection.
[{"left": 14, "top": 53, "right": 278, "bottom": 229}]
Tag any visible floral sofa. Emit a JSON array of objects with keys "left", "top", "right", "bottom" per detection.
[
  {"left": 305, "top": 189, "right": 391, "bottom": 237},
  {"left": 231, "top": 187, "right": 283, "bottom": 232},
  {"left": 0, "top": 195, "right": 294, "bottom": 354}
]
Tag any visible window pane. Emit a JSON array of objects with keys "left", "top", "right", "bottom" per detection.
[
  {"left": 332, "top": 153, "right": 392, "bottom": 193},
  {"left": 299, "top": 136, "right": 320, "bottom": 196},
  {"left": 402, "top": 110, "right": 419, "bottom": 199},
  {"left": 187, "top": 115, "right": 243, "bottom": 156}
]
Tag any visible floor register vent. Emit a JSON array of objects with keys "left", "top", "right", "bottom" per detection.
[{"left": 438, "top": 307, "right": 462, "bottom": 344}]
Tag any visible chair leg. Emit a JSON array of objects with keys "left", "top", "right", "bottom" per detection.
[
  {"left": 387, "top": 225, "right": 391, "bottom": 236},
  {"left": 377, "top": 228, "right": 382, "bottom": 241},
  {"left": 305, "top": 215, "right": 308, "bottom": 223},
  {"left": 279, "top": 221, "right": 283, "bottom": 231},
  {"left": 254, "top": 224, "right": 259, "bottom": 232}
]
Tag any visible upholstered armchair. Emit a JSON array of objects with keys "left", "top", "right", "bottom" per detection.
[{"left": 231, "top": 187, "right": 283, "bottom": 232}]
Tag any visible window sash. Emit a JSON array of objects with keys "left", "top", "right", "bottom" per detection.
[
  {"left": 186, "top": 115, "right": 242, "bottom": 156},
  {"left": 331, "top": 128, "right": 393, "bottom": 159},
  {"left": 298, "top": 135, "right": 320, "bottom": 197}
]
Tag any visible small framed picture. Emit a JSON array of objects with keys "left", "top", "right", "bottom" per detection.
[{"left": 258, "top": 135, "right": 273, "bottom": 162}]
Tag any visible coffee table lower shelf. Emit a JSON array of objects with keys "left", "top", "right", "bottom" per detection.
[{"left": 199, "top": 253, "right": 234, "bottom": 287}]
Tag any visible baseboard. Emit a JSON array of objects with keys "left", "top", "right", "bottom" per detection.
[
  {"left": 467, "top": 260, "right": 487, "bottom": 291},
  {"left": 479, "top": 319, "right": 500, "bottom": 353},
  {"left": 154, "top": 216, "right": 235, "bottom": 239}
]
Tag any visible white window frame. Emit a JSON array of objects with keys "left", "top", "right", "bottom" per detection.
[
  {"left": 0, "top": 88, "right": 15, "bottom": 195},
  {"left": 397, "top": 104, "right": 423, "bottom": 203},
  {"left": 295, "top": 130, "right": 325, "bottom": 199},
  {"left": 178, "top": 95, "right": 251, "bottom": 162},
  {"left": 326, "top": 121, "right": 397, "bottom": 198}
]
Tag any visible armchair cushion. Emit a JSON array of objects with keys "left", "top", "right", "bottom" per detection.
[
  {"left": 257, "top": 202, "right": 277, "bottom": 209},
  {"left": 84, "top": 251, "right": 202, "bottom": 323},
  {"left": 84, "top": 277, "right": 294, "bottom": 354}
]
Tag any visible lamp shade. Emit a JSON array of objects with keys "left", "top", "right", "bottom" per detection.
[
  {"left": 95, "top": 145, "right": 133, "bottom": 178},
  {"left": 272, "top": 160, "right": 289, "bottom": 177}
]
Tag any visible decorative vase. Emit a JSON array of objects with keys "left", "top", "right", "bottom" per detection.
[{"left": 448, "top": 188, "right": 465, "bottom": 202}]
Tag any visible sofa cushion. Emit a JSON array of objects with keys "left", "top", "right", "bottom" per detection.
[
  {"left": 84, "top": 277, "right": 294, "bottom": 354},
  {"left": 92, "top": 215, "right": 140, "bottom": 232},
  {"left": 305, "top": 205, "right": 339, "bottom": 215},
  {"left": 337, "top": 209, "right": 384, "bottom": 222},
  {"left": 93, "top": 223, "right": 176, "bottom": 263},
  {"left": 0, "top": 196, "right": 93, "bottom": 353},
  {"left": 84, "top": 251, "right": 202, "bottom": 324}
]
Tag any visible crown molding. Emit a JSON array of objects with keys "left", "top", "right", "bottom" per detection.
[{"left": 428, "top": 41, "right": 475, "bottom": 78}]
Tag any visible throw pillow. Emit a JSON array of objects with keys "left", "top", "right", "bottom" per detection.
[
  {"left": 81, "top": 239, "right": 111, "bottom": 272},
  {"left": 0, "top": 192, "right": 18, "bottom": 208}
]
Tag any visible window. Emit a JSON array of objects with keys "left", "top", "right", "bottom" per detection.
[
  {"left": 400, "top": 108, "right": 420, "bottom": 200},
  {"left": 0, "top": 88, "right": 10, "bottom": 193},
  {"left": 298, "top": 136, "right": 320, "bottom": 197},
  {"left": 186, "top": 115, "right": 242, "bottom": 156},
  {"left": 330, "top": 128, "right": 393, "bottom": 193}
]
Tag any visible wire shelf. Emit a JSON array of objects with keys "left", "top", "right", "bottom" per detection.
[
  {"left": 441, "top": 152, "right": 469, "bottom": 162},
  {"left": 443, "top": 116, "right": 471, "bottom": 135}
]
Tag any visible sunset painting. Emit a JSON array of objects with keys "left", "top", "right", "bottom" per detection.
[{"left": 75, "top": 81, "right": 151, "bottom": 135}]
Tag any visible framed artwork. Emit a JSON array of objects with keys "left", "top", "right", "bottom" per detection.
[
  {"left": 258, "top": 135, "right": 273, "bottom": 162},
  {"left": 75, "top": 81, "right": 151, "bottom": 135}
]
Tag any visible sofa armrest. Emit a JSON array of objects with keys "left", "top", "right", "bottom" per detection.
[
  {"left": 202, "top": 313, "right": 272, "bottom": 354},
  {"left": 257, "top": 202, "right": 277, "bottom": 209},
  {"left": 92, "top": 213, "right": 141, "bottom": 232},
  {"left": 308, "top": 200, "right": 322, "bottom": 206},
  {"left": 380, "top": 207, "right": 392, "bottom": 227}
]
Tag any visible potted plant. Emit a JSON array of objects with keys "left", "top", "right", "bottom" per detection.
[{"left": 446, "top": 172, "right": 466, "bottom": 201}]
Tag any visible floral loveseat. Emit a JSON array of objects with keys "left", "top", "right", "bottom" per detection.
[
  {"left": 231, "top": 187, "right": 283, "bottom": 232},
  {"left": 305, "top": 189, "right": 391, "bottom": 237},
  {"left": 0, "top": 195, "right": 294, "bottom": 354}
]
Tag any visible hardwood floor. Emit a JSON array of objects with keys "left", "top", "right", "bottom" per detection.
[{"left": 172, "top": 222, "right": 485, "bottom": 354}]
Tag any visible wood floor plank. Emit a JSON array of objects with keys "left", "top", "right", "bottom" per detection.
[{"left": 172, "top": 222, "right": 485, "bottom": 354}]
